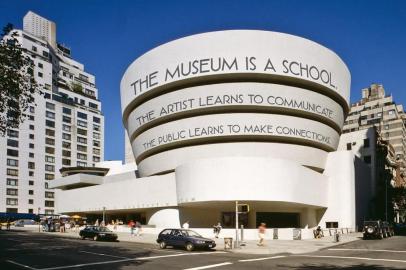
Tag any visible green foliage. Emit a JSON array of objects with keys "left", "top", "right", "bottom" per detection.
[
  {"left": 0, "top": 23, "right": 41, "bottom": 136},
  {"left": 70, "top": 82, "right": 83, "bottom": 93}
]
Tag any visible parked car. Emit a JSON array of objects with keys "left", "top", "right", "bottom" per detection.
[
  {"left": 363, "top": 220, "right": 386, "bottom": 239},
  {"left": 14, "top": 219, "right": 36, "bottom": 227},
  {"left": 157, "top": 228, "right": 216, "bottom": 251},
  {"left": 394, "top": 223, "right": 406, "bottom": 235},
  {"left": 79, "top": 226, "right": 118, "bottom": 241}
]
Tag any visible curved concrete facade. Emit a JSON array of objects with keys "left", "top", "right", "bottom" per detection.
[{"left": 122, "top": 30, "right": 352, "bottom": 229}]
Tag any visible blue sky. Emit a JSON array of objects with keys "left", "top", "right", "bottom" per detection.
[{"left": 2, "top": 0, "right": 406, "bottom": 161}]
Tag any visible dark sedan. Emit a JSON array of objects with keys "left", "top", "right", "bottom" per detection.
[
  {"left": 79, "top": 226, "right": 118, "bottom": 241},
  {"left": 157, "top": 228, "right": 216, "bottom": 251}
]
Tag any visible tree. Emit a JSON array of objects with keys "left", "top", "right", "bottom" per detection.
[{"left": 0, "top": 23, "right": 41, "bottom": 136}]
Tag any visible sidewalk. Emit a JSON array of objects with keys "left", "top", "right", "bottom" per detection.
[{"left": 15, "top": 226, "right": 362, "bottom": 255}]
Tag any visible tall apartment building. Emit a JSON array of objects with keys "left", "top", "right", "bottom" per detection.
[
  {"left": 343, "top": 83, "right": 405, "bottom": 185},
  {"left": 0, "top": 12, "right": 104, "bottom": 215}
]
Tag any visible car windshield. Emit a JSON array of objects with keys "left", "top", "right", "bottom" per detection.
[
  {"left": 185, "top": 230, "right": 202, "bottom": 237},
  {"left": 98, "top": 227, "right": 111, "bottom": 232}
]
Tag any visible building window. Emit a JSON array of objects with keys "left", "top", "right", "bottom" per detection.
[
  {"left": 46, "top": 111, "right": 55, "bottom": 119},
  {"left": 62, "top": 141, "right": 71, "bottom": 149},
  {"left": 7, "top": 188, "right": 18, "bottom": 196},
  {"left": 388, "top": 110, "right": 395, "bottom": 115},
  {"left": 77, "top": 112, "right": 87, "bottom": 120},
  {"left": 45, "top": 201, "right": 55, "bottom": 207},
  {"left": 29, "top": 134, "right": 34, "bottom": 139},
  {"left": 38, "top": 72, "right": 43, "bottom": 78},
  {"left": 45, "top": 137, "right": 55, "bottom": 145},
  {"left": 62, "top": 107, "right": 71, "bottom": 115},
  {"left": 32, "top": 45, "right": 37, "bottom": 52},
  {"left": 6, "top": 179, "right": 18, "bottom": 186},
  {"left": 29, "top": 180, "right": 34, "bottom": 186},
  {"left": 62, "top": 124, "right": 71, "bottom": 132},
  {"left": 42, "top": 51, "right": 49, "bottom": 57},
  {"left": 28, "top": 209, "right": 33, "bottom": 214},
  {"left": 38, "top": 62, "right": 43, "bottom": 68},
  {"left": 29, "top": 124, "right": 34, "bottom": 130},
  {"left": 77, "top": 161, "right": 87, "bottom": 167},
  {"left": 93, "top": 156, "right": 100, "bottom": 162},
  {"left": 93, "top": 124, "right": 100, "bottom": 131},
  {"left": 7, "top": 159, "right": 18, "bottom": 167},
  {"left": 45, "top": 174, "right": 54, "bottom": 180},
  {"left": 93, "top": 132, "right": 100, "bottom": 139},
  {"left": 28, "top": 190, "right": 34, "bottom": 195},
  {"left": 89, "top": 102, "right": 98, "bottom": 109},
  {"left": 29, "top": 143, "right": 34, "bottom": 149},
  {"left": 29, "top": 171, "right": 34, "bottom": 177},
  {"left": 45, "top": 210, "right": 54, "bottom": 215},
  {"left": 93, "top": 140, "right": 100, "bottom": 147},
  {"left": 62, "top": 133, "right": 71, "bottom": 140},
  {"left": 62, "top": 159, "right": 71, "bottom": 166},
  {"left": 364, "top": 138, "right": 370, "bottom": 148},
  {"left": 45, "top": 147, "right": 55, "bottom": 154},
  {"left": 45, "top": 164, "right": 55, "bottom": 172},
  {"left": 6, "top": 198, "right": 18, "bottom": 206},
  {"left": 6, "top": 208, "right": 18, "bottom": 213},
  {"left": 7, "top": 130, "right": 19, "bottom": 138},
  {"left": 46, "top": 129, "right": 55, "bottom": 137},
  {"left": 7, "top": 168, "right": 18, "bottom": 176},
  {"left": 93, "top": 116, "right": 100, "bottom": 124},
  {"left": 77, "top": 145, "right": 87, "bottom": 152},
  {"left": 78, "top": 120, "right": 87, "bottom": 127},
  {"left": 7, "top": 139, "right": 18, "bottom": 147},
  {"left": 29, "top": 106, "right": 35, "bottom": 113},
  {"left": 46, "top": 102, "right": 55, "bottom": 110},
  {"left": 28, "top": 162, "right": 35, "bottom": 169},
  {"left": 93, "top": 148, "right": 100, "bottom": 155},
  {"left": 77, "top": 137, "right": 87, "bottom": 144},
  {"left": 46, "top": 120, "right": 55, "bottom": 128},
  {"left": 29, "top": 199, "right": 34, "bottom": 204},
  {"left": 77, "top": 153, "right": 87, "bottom": 160},
  {"left": 45, "top": 156, "right": 55, "bottom": 163},
  {"left": 62, "top": 116, "right": 71, "bottom": 123},
  {"left": 29, "top": 152, "right": 34, "bottom": 158},
  {"left": 62, "top": 150, "right": 71, "bottom": 157},
  {"left": 384, "top": 125, "right": 389, "bottom": 130},
  {"left": 7, "top": 149, "right": 19, "bottom": 157},
  {"left": 77, "top": 128, "right": 87, "bottom": 136},
  {"left": 45, "top": 192, "right": 54, "bottom": 199},
  {"left": 364, "top": 155, "right": 371, "bottom": 164}
]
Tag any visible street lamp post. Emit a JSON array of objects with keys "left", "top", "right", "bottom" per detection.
[
  {"left": 102, "top": 207, "right": 106, "bottom": 226},
  {"left": 38, "top": 207, "right": 41, "bottom": 232}
]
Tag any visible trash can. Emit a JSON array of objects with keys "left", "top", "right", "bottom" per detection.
[{"left": 224, "top": 237, "right": 233, "bottom": 250}]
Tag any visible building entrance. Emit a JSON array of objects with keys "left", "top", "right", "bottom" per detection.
[{"left": 256, "top": 212, "right": 300, "bottom": 228}]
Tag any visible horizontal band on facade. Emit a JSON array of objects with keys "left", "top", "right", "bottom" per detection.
[
  {"left": 134, "top": 135, "right": 336, "bottom": 165},
  {"left": 129, "top": 106, "right": 343, "bottom": 143},
  {"left": 122, "top": 73, "right": 350, "bottom": 127}
]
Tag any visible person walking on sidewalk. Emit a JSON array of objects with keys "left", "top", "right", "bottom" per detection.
[
  {"left": 129, "top": 220, "right": 135, "bottom": 236},
  {"left": 213, "top": 222, "right": 222, "bottom": 238},
  {"left": 182, "top": 221, "right": 189, "bottom": 229},
  {"left": 257, "top": 223, "right": 266, "bottom": 246}
]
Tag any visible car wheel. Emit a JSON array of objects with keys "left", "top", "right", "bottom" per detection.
[
  {"left": 363, "top": 235, "right": 367, "bottom": 240},
  {"left": 93, "top": 235, "right": 99, "bottom": 241},
  {"left": 159, "top": 241, "right": 167, "bottom": 249},
  {"left": 185, "top": 242, "right": 194, "bottom": 251}
]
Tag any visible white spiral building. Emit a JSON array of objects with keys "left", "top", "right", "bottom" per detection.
[{"left": 53, "top": 30, "right": 372, "bottom": 234}]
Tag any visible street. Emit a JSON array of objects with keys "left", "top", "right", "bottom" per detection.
[{"left": 1, "top": 230, "right": 405, "bottom": 270}]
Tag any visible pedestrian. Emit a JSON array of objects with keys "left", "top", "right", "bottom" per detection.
[
  {"left": 94, "top": 219, "right": 99, "bottom": 226},
  {"left": 182, "top": 221, "right": 189, "bottom": 229},
  {"left": 213, "top": 222, "right": 222, "bottom": 238},
  {"left": 129, "top": 220, "right": 135, "bottom": 236},
  {"left": 113, "top": 220, "right": 117, "bottom": 231},
  {"left": 136, "top": 221, "right": 142, "bottom": 236},
  {"left": 6, "top": 219, "right": 11, "bottom": 230},
  {"left": 59, "top": 221, "right": 65, "bottom": 233},
  {"left": 257, "top": 223, "right": 266, "bottom": 246}
]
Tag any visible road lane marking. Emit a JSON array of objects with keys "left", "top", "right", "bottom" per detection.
[
  {"left": 238, "top": 255, "right": 286, "bottom": 262},
  {"left": 24, "top": 251, "right": 227, "bottom": 270},
  {"left": 6, "top": 260, "right": 37, "bottom": 269},
  {"left": 79, "top": 251, "right": 131, "bottom": 259},
  {"left": 183, "top": 262, "right": 233, "bottom": 270},
  {"left": 328, "top": 248, "right": 406, "bottom": 253},
  {"left": 296, "top": 255, "right": 406, "bottom": 264}
]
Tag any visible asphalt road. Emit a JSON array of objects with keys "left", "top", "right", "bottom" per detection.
[{"left": 1, "top": 230, "right": 405, "bottom": 270}]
